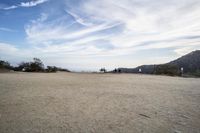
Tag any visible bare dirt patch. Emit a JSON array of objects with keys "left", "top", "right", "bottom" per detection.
[{"left": 0, "top": 72, "right": 200, "bottom": 133}]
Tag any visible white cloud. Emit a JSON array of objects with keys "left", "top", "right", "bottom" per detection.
[
  {"left": 0, "top": 43, "right": 34, "bottom": 58},
  {"left": 73, "top": 0, "right": 200, "bottom": 54},
  {"left": 3, "top": 5, "right": 17, "bottom": 10},
  {"left": 20, "top": 0, "right": 48, "bottom": 7},
  {"left": 3, "top": 0, "right": 49, "bottom": 10},
  {"left": 25, "top": 13, "right": 119, "bottom": 44},
  {"left": 0, "top": 43, "right": 18, "bottom": 53},
  {"left": 65, "top": 10, "right": 93, "bottom": 26},
  {"left": 174, "top": 47, "right": 197, "bottom": 55}
]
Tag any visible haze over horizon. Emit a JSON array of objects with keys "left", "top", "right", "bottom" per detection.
[{"left": 0, "top": 0, "right": 200, "bottom": 71}]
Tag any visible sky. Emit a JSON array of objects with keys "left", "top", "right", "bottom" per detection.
[{"left": 0, "top": 0, "right": 200, "bottom": 71}]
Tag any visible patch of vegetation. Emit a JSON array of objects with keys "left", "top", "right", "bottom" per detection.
[
  {"left": 15, "top": 58, "right": 44, "bottom": 72},
  {"left": 0, "top": 60, "right": 13, "bottom": 70},
  {"left": 100, "top": 68, "right": 107, "bottom": 73},
  {"left": 45, "top": 66, "right": 70, "bottom": 72},
  {"left": 154, "top": 64, "right": 180, "bottom": 76},
  {"left": 1, "top": 58, "right": 70, "bottom": 73},
  {"left": 46, "top": 66, "right": 58, "bottom": 72},
  {"left": 186, "top": 69, "right": 200, "bottom": 77},
  {"left": 194, "top": 70, "right": 200, "bottom": 77}
]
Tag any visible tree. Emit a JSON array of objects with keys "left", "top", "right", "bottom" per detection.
[
  {"left": 0, "top": 60, "right": 12, "bottom": 69},
  {"left": 16, "top": 62, "right": 31, "bottom": 71},
  {"left": 16, "top": 58, "right": 44, "bottom": 72},
  {"left": 46, "top": 66, "right": 58, "bottom": 72},
  {"left": 30, "top": 58, "right": 44, "bottom": 72},
  {"left": 100, "top": 68, "right": 106, "bottom": 73}
]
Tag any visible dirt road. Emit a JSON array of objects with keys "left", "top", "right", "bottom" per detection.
[{"left": 0, "top": 72, "right": 200, "bottom": 133}]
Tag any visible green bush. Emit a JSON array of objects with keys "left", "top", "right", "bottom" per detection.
[
  {"left": 46, "top": 66, "right": 58, "bottom": 72},
  {"left": 16, "top": 58, "right": 44, "bottom": 72},
  {"left": 0, "top": 60, "right": 12, "bottom": 69},
  {"left": 154, "top": 64, "right": 180, "bottom": 76},
  {"left": 191, "top": 69, "right": 200, "bottom": 77}
]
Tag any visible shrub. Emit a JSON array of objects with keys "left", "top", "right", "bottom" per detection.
[
  {"left": 0, "top": 60, "right": 12, "bottom": 69},
  {"left": 46, "top": 66, "right": 58, "bottom": 72},
  {"left": 154, "top": 64, "right": 180, "bottom": 76},
  {"left": 16, "top": 58, "right": 44, "bottom": 72},
  {"left": 100, "top": 68, "right": 106, "bottom": 73}
]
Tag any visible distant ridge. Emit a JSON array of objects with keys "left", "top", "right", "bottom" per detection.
[
  {"left": 168, "top": 50, "right": 200, "bottom": 73},
  {"left": 114, "top": 50, "right": 200, "bottom": 76}
]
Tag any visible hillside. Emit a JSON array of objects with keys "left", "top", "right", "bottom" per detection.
[
  {"left": 114, "top": 50, "right": 200, "bottom": 75},
  {"left": 168, "top": 50, "right": 200, "bottom": 73}
]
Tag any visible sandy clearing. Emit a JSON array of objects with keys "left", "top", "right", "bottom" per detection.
[{"left": 0, "top": 72, "right": 200, "bottom": 133}]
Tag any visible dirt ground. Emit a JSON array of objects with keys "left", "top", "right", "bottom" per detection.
[{"left": 0, "top": 72, "right": 200, "bottom": 133}]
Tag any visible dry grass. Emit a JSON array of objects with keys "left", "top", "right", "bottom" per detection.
[{"left": 0, "top": 72, "right": 200, "bottom": 133}]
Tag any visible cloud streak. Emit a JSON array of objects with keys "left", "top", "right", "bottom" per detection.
[
  {"left": 25, "top": 13, "right": 120, "bottom": 44},
  {"left": 0, "top": 27, "right": 16, "bottom": 32},
  {"left": 3, "top": 0, "right": 49, "bottom": 10}
]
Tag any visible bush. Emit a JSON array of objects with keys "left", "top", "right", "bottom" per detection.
[
  {"left": 100, "top": 68, "right": 106, "bottom": 73},
  {"left": 0, "top": 60, "right": 12, "bottom": 70},
  {"left": 46, "top": 66, "right": 58, "bottom": 72},
  {"left": 154, "top": 64, "right": 180, "bottom": 76},
  {"left": 195, "top": 70, "right": 200, "bottom": 77},
  {"left": 56, "top": 68, "right": 70, "bottom": 72},
  {"left": 16, "top": 58, "right": 44, "bottom": 72},
  {"left": 189, "top": 69, "right": 200, "bottom": 77},
  {"left": 15, "top": 62, "right": 30, "bottom": 71}
]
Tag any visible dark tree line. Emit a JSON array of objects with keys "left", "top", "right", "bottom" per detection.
[
  {"left": 15, "top": 58, "right": 44, "bottom": 72},
  {"left": 0, "top": 60, "right": 12, "bottom": 70},
  {"left": 0, "top": 58, "right": 70, "bottom": 73}
]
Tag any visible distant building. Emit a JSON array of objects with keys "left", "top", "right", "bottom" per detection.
[{"left": 22, "top": 68, "right": 26, "bottom": 72}]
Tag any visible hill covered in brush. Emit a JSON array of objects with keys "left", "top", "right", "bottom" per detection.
[{"left": 113, "top": 50, "right": 200, "bottom": 76}]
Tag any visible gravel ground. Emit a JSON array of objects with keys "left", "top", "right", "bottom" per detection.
[{"left": 0, "top": 72, "right": 200, "bottom": 133}]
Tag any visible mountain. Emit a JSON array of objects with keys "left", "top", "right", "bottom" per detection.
[
  {"left": 114, "top": 50, "right": 200, "bottom": 76},
  {"left": 167, "top": 50, "right": 200, "bottom": 73}
]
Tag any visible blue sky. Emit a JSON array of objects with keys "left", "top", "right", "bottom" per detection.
[{"left": 0, "top": 0, "right": 200, "bottom": 71}]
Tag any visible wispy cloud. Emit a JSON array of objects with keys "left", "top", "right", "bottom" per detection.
[
  {"left": 0, "top": 27, "right": 16, "bottom": 32},
  {"left": 3, "top": 5, "right": 17, "bottom": 10},
  {"left": 20, "top": 0, "right": 49, "bottom": 7},
  {"left": 3, "top": 0, "right": 49, "bottom": 10},
  {"left": 25, "top": 13, "right": 120, "bottom": 44},
  {"left": 75, "top": 0, "right": 200, "bottom": 54},
  {"left": 65, "top": 10, "right": 93, "bottom": 26},
  {"left": 0, "top": 43, "right": 18, "bottom": 53}
]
